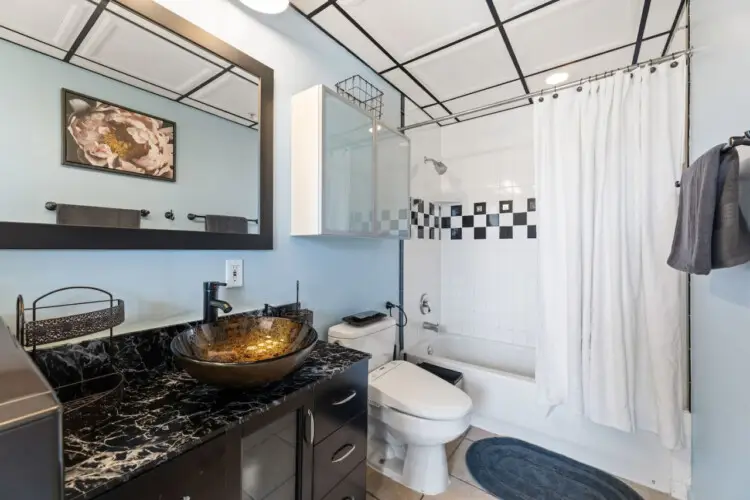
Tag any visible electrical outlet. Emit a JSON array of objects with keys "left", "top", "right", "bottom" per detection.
[{"left": 225, "top": 259, "right": 243, "bottom": 288}]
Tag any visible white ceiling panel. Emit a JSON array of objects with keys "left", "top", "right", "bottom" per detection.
[
  {"left": 384, "top": 69, "right": 436, "bottom": 107},
  {"left": 231, "top": 67, "right": 260, "bottom": 85},
  {"left": 644, "top": 0, "right": 683, "bottom": 37},
  {"left": 420, "top": 106, "right": 458, "bottom": 126},
  {"left": 404, "top": 105, "right": 433, "bottom": 127},
  {"left": 638, "top": 34, "right": 668, "bottom": 63},
  {"left": 491, "top": 0, "right": 558, "bottom": 20},
  {"left": 407, "top": 30, "right": 518, "bottom": 101},
  {"left": 292, "top": 0, "right": 328, "bottom": 15},
  {"left": 77, "top": 11, "right": 223, "bottom": 95},
  {"left": 106, "top": 3, "right": 230, "bottom": 68},
  {"left": 183, "top": 98, "right": 254, "bottom": 127},
  {"left": 339, "top": 0, "right": 492, "bottom": 62},
  {"left": 525, "top": 43, "right": 634, "bottom": 91},
  {"left": 440, "top": 81, "right": 526, "bottom": 120},
  {"left": 668, "top": 25, "right": 688, "bottom": 53},
  {"left": 190, "top": 72, "right": 260, "bottom": 122},
  {"left": 0, "top": 0, "right": 94, "bottom": 50},
  {"left": 507, "top": 0, "right": 642, "bottom": 75},
  {"left": 70, "top": 56, "right": 181, "bottom": 99},
  {"left": 0, "top": 28, "right": 66, "bottom": 59},
  {"left": 315, "top": 7, "right": 394, "bottom": 72}
]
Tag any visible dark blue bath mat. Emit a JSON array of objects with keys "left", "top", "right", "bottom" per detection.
[{"left": 466, "top": 437, "right": 643, "bottom": 500}]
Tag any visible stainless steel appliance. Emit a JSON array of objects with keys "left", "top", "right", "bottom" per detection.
[{"left": 0, "top": 317, "right": 63, "bottom": 499}]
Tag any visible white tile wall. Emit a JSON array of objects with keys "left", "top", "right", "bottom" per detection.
[{"left": 439, "top": 106, "right": 541, "bottom": 348}]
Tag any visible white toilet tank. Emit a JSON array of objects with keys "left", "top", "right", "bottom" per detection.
[{"left": 328, "top": 318, "right": 397, "bottom": 371}]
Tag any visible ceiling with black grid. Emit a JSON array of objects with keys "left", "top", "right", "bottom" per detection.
[
  {"left": 292, "top": 0, "right": 688, "bottom": 128},
  {"left": 0, "top": 0, "right": 260, "bottom": 129}
]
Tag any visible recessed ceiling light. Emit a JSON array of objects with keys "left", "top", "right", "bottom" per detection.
[
  {"left": 239, "top": 0, "right": 289, "bottom": 14},
  {"left": 545, "top": 72, "right": 569, "bottom": 85}
]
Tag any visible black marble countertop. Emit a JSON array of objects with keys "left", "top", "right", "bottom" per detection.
[{"left": 33, "top": 317, "right": 369, "bottom": 500}]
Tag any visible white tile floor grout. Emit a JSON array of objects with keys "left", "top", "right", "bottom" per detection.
[{"left": 366, "top": 427, "right": 676, "bottom": 500}]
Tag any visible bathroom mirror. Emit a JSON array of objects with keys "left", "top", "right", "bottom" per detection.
[{"left": 0, "top": 0, "right": 274, "bottom": 249}]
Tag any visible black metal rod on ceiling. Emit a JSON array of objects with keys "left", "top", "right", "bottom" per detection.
[{"left": 399, "top": 49, "right": 690, "bottom": 132}]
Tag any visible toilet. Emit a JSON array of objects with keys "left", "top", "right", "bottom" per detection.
[{"left": 329, "top": 318, "right": 472, "bottom": 495}]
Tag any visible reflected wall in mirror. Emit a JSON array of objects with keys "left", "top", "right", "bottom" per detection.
[{"left": 0, "top": 0, "right": 271, "bottom": 245}]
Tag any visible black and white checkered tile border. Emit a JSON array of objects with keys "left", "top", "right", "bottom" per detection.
[
  {"left": 411, "top": 198, "right": 440, "bottom": 240},
  {"left": 349, "top": 209, "right": 410, "bottom": 237},
  {"left": 441, "top": 198, "right": 537, "bottom": 240}
]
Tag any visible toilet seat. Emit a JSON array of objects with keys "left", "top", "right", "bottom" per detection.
[{"left": 369, "top": 361, "right": 472, "bottom": 421}]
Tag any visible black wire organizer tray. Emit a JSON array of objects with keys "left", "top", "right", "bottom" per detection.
[
  {"left": 336, "top": 74, "right": 384, "bottom": 120},
  {"left": 16, "top": 286, "right": 125, "bottom": 353}
]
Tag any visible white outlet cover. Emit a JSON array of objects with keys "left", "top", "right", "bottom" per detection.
[{"left": 226, "top": 259, "right": 243, "bottom": 288}]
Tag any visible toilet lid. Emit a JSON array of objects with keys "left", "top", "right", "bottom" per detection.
[{"left": 369, "top": 361, "right": 472, "bottom": 421}]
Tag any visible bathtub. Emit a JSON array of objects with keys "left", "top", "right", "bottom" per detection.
[{"left": 406, "top": 334, "right": 687, "bottom": 499}]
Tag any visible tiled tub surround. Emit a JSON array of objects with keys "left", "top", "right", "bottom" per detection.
[
  {"left": 32, "top": 311, "right": 370, "bottom": 500},
  {"left": 440, "top": 196, "right": 541, "bottom": 348},
  {"left": 442, "top": 198, "right": 537, "bottom": 241}
]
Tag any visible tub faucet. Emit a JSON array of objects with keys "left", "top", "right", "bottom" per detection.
[
  {"left": 422, "top": 321, "right": 439, "bottom": 333},
  {"left": 203, "top": 281, "right": 232, "bottom": 324}
]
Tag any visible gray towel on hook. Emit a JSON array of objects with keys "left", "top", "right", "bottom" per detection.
[
  {"left": 712, "top": 148, "right": 750, "bottom": 269},
  {"left": 204, "top": 215, "right": 248, "bottom": 234},
  {"left": 668, "top": 145, "right": 750, "bottom": 274},
  {"left": 56, "top": 204, "right": 141, "bottom": 229}
]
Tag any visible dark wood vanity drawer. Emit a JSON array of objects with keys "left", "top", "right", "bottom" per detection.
[
  {"left": 313, "top": 412, "right": 367, "bottom": 500},
  {"left": 314, "top": 359, "right": 368, "bottom": 444},
  {"left": 100, "top": 431, "right": 240, "bottom": 500},
  {"left": 321, "top": 461, "right": 366, "bottom": 500}
]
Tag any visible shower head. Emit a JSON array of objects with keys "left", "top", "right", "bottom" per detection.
[{"left": 424, "top": 156, "right": 448, "bottom": 175}]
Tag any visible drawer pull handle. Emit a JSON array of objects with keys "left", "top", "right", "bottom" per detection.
[
  {"left": 343, "top": 497, "right": 354, "bottom": 500},
  {"left": 307, "top": 409, "right": 315, "bottom": 444},
  {"left": 332, "top": 444, "right": 356, "bottom": 463},
  {"left": 332, "top": 390, "right": 357, "bottom": 406}
]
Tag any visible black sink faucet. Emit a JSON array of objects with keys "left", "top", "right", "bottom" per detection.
[{"left": 203, "top": 281, "right": 233, "bottom": 324}]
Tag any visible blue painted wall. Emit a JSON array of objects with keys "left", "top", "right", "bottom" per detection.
[
  {"left": 691, "top": 0, "right": 750, "bottom": 498},
  {"left": 0, "top": 1, "right": 401, "bottom": 338}
]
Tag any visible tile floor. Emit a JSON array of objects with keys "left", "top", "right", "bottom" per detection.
[{"left": 366, "top": 427, "right": 675, "bottom": 500}]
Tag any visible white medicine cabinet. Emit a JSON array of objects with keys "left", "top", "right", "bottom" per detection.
[{"left": 291, "top": 85, "right": 410, "bottom": 239}]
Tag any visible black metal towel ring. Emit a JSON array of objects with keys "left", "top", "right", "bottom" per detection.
[
  {"left": 187, "top": 213, "right": 259, "bottom": 224},
  {"left": 45, "top": 202, "right": 150, "bottom": 218}
]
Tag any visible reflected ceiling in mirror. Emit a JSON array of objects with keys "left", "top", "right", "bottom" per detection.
[{"left": 0, "top": 0, "right": 263, "bottom": 237}]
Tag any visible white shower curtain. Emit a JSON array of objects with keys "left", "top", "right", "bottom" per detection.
[{"left": 534, "top": 57, "right": 688, "bottom": 449}]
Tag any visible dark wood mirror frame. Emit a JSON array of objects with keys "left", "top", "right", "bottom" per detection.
[{"left": 0, "top": 0, "right": 274, "bottom": 250}]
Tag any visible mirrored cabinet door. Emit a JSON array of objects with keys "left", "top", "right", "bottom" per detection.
[
  {"left": 242, "top": 410, "right": 309, "bottom": 500},
  {"left": 321, "top": 89, "right": 375, "bottom": 236},
  {"left": 374, "top": 124, "right": 411, "bottom": 239}
]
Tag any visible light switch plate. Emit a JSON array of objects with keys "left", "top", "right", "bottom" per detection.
[{"left": 225, "top": 259, "right": 243, "bottom": 288}]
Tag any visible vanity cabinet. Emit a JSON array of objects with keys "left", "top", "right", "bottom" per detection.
[
  {"left": 94, "top": 360, "right": 370, "bottom": 500},
  {"left": 311, "top": 360, "right": 368, "bottom": 500},
  {"left": 99, "top": 429, "right": 243, "bottom": 500},
  {"left": 98, "top": 399, "right": 314, "bottom": 500},
  {"left": 291, "top": 85, "right": 410, "bottom": 239}
]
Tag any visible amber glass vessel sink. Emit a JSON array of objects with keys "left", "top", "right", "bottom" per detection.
[{"left": 171, "top": 315, "right": 318, "bottom": 388}]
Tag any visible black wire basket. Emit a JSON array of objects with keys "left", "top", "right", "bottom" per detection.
[{"left": 336, "top": 74, "right": 384, "bottom": 120}]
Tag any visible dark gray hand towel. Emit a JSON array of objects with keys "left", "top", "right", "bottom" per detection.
[
  {"left": 56, "top": 204, "right": 140, "bottom": 229},
  {"left": 668, "top": 145, "right": 750, "bottom": 274},
  {"left": 712, "top": 148, "right": 750, "bottom": 269},
  {"left": 205, "top": 215, "right": 248, "bottom": 234}
]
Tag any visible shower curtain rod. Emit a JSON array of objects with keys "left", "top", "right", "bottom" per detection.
[{"left": 399, "top": 49, "right": 691, "bottom": 132}]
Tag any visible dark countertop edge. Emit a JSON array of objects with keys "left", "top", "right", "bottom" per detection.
[{"left": 66, "top": 354, "right": 370, "bottom": 500}]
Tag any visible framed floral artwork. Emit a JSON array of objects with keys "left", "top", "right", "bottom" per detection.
[{"left": 62, "top": 89, "right": 176, "bottom": 182}]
